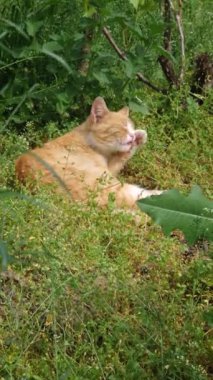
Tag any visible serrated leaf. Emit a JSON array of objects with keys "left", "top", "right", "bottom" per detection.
[
  {"left": 129, "top": 0, "right": 140, "bottom": 9},
  {"left": 83, "top": 5, "right": 97, "bottom": 18},
  {"left": 73, "top": 32, "right": 84, "bottom": 41},
  {"left": 93, "top": 72, "right": 110, "bottom": 84},
  {"left": 41, "top": 48, "right": 72, "bottom": 74},
  {"left": 158, "top": 46, "right": 177, "bottom": 64},
  {"left": 26, "top": 20, "right": 43, "bottom": 37},
  {"left": 123, "top": 21, "right": 143, "bottom": 38},
  {"left": 42, "top": 41, "right": 63, "bottom": 52},
  {"left": 129, "top": 101, "right": 149, "bottom": 114},
  {"left": 1, "top": 18, "right": 29, "bottom": 40},
  {"left": 106, "top": 13, "right": 128, "bottom": 22},
  {"left": 129, "top": 0, "right": 145, "bottom": 10},
  {"left": 0, "top": 41, "right": 17, "bottom": 58},
  {"left": 124, "top": 60, "right": 134, "bottom": 78},
  {"left": 137, "top": 186, "right": 213, "bottom": 245}
]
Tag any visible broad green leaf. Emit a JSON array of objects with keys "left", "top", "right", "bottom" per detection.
[
  {"left": 158, "top": 46, "right": 177, "bottom": 64},
  {"left": 0, "top": 41, "right": 17, "bottom": 58},
  {"left": 0, "top": 31, "right": 8, "bottom": 40},
  {"left": 26, "top": 20, "right": 43, "bottom": 37},
  {"left": 123, "top": 21, "right": 143, "bottom": 38},
  {"left": 106, "top": 13, "right": 128, "bottom": 22},
  {"left": 41, "top": 48, "right": 72, "bottom": 74},
  {"left": 129, "top": 101, "right": 149, "bottom": 114},
  {"left": 3, "top": 83, "right": 39, "bottom": 130},
  {"left": 42, "top": 41, "right": 63, "bottom": 52},
  {"left": 129, "top": 0, "right": 140, "bottom": 9},
  {"left": 129, "top": 0, "right": 145, "bottom": 10},
  {"left": 73, "top": 32, "right": 84, "bottom": 41},
  {"left": 83, "top": 5, "right": 97, "bottom": 18},
  {"left": 124, "top": 60, "right": 134, "bottom": 78},
  {"left": 56, "top": 93, "right": 70, "bottom": 114},
  {"left": 137, "top": 186, "right": 213, "bottom": 245},
  {"left": 93, "top": 72, "right": 110, "bottom": 85},
  {"left": 1, "top": 18, "right": 29, "bottom": 40}
]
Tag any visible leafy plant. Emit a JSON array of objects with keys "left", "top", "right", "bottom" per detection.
[
  {"left": 0, "top": 2, "right": 212, "bottom": 378},
  {"left": 138, "top": 186, "right": 213, "bottom": 244},
  {"left": 0, "top": 240, "right": 10, "bottom": 270},
  {"left": 0, "top": 0, "right": 212, "bottom": 130}
]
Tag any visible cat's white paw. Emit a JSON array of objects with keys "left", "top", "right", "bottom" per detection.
[
  {"left": 128, "top": 185, "right": 164, "bottom": 201},
  {"left": 134, "top": 130, "right": 147, "bottom": 147},
  {"left": 139, "top": 189, "right": 164, "bottom": 198}
]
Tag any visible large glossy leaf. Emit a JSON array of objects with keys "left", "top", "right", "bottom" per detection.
[{"left": 137, "top": 186, "right": 213, "bottom": 244}]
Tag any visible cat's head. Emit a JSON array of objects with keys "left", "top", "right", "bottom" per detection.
[{"left": 86, "top": 97, "right": 147, "bottom": 156}]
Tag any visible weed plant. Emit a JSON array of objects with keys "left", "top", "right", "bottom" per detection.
[
  {"left": 0, "top": 0, "right": 212, "bottom": 378},
  {"left": 0, "top": 98, "right": 212, "bottom": 379}
]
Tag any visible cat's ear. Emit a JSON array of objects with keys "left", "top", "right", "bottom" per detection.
[
  {"left": 119, "top": 106, "right": 129, "bottom": 117},
  {"left": 90, "top": 97, "right": 109, "bottom": 123}
]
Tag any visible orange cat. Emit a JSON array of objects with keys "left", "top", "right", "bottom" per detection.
[{"left": 15, "top": 97, "right": 162, "bottom": 209}]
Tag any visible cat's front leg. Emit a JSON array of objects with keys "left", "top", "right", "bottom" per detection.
[
  {"left": 108, "top": 152, "right": 131, "bottom": 175},
  {"left": 127, "top": 186, "right": 163, "bottom": 202},
  {"left": 109, "top": 183, "right": 163, "bottom": 209}
]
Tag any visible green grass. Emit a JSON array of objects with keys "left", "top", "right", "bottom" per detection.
[{"left": 0, "top": 102, "right": 212, "bottom": 379}]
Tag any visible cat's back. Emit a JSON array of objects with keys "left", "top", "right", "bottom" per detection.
[{"left": 15, "top": 124, "right": 107, "bottom": 184}]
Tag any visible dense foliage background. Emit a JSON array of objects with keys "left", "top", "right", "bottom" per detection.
[
  {"left": 0, "top": 1, "right": 212, "bottom": 379},
  {"left": 0, "top": 0, "right": 212, "bottom": 129}
]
